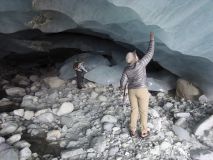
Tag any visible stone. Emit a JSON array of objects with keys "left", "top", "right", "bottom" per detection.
[
  {"left": 43, "top": 76, "right": 65, "bottom": 88},
  {"left": 176, "top": 79, "right": 201, "bottom": 100},
  {"left": 21, "top": 95, "right": 39, "bottom": 109},
  {"left": 149, "top": 108, "right": 160, "bottom": 118},
  {"left": 87, "top": 152, "right": 96, "bottom": 158},
  {"left": 57, "top": 102, "right": 74, "bottom": 116},
  {"left": 34, "top": 109, "right": 48, "bottom": 117},
  {"left": 195, "top": 115, "right": 213, "bottom": 137},
  {"left": 0, "top": 144, "right": 19, "bottom": 160},
  {"left": 90, "top": 91, "right": 99, "bottom": 99},
  {"left": 35, "top": 112, "right": 55, "bottom": 123},
  {"left": 61, "top": 148, "right": 86, "bottom": 159},
  {"left": 103, "top": 123, "right": 114, "bottom": 132},
  {"left": 20, "top": 147, "right": 32, "bottom": 160},
  {"left": 5, "top": 87, "right": 26, "bottom": 97},
  {"left": 6, "top": 134, "right": 21, "bottom": 144},
  {"left": 24, "top": 111, "right": 34, "bottom": 120},
  {"left": 172, "top": 125, "right": 191, "bottom": 141},
  {"left": 109, "top": 146, "right": 119, "bottom": 156},
  {"left": 46, "top": 130, "right": 61, "bottom": 141},
  {"left": 101, "top": 115, "right": 117, "bottom": 124},
  {"left": 13, "top": 109, "right": 24, "bottom": 117},
  {"left": 0, "top": 98, "right": 13, "bottom": 107},
  {"left": 160, "top": 141, "right": 171, "bottom": 150},
  {"left": 14, "top": 140, "right": 31, "bottom": 149},
  {"left": 29, "top": 75, "right": 39, "bottom": 82},
  {"left": 174, "top": 112, "right": 191, "bottom": 119},
  {"left": 0, "top": 123, "right": 18, "bottom": 135},
  {"left": 175, "top": 118, "right": 187, "bottom": 127},
  {"left": 157, "top": 92, "right": 165, "bottom": 98},
  {"left": 199, "top": 95, "right": 208, "bottom": 104},
  {"left": 163, "top": 102, "right": 173, "bottom": 110},
  {"left": 90, "top": 136, "right": 107, "bottom": 153},
  {"left": 98, "top": 95, "right": 107, "bottom": 102},
  {"left": 0, "top": 137, "right": 5, "bottom": 144},
  {"left": 190, "top": 149, "right": 213, "bottom": 160}
]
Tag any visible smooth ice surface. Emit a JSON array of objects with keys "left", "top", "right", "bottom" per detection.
[{"left": 59, "top": 53, "right": 110, "bottom": 80}]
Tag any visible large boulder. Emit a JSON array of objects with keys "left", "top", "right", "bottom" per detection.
[{"left": 176, "top": 79, "right": 201, "bottom": 100}]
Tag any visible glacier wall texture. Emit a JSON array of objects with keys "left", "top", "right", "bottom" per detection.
[{"left": 0, "top": 0, "right": 213, "bottom": 100}]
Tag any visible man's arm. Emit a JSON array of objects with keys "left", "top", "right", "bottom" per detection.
[
  {"left": 120, "top": 70, "right": 128, "bottom": 90},
  {"left": 139, "top": 32, "right": 155, "bottom": 66}
]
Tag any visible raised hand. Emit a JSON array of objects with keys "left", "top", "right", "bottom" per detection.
[{"left": 150, "top": 32, "right": 154, "bottom": 41}]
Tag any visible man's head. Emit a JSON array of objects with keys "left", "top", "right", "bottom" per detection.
[
  {"left": 73, "top": 62, "right": 88, "bottom": 72},
  {"left": 126, "top": 50, "right": 138, "bottom": 64}
]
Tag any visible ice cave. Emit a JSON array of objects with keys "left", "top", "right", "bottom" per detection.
[{"left": 0, "top": 0, "right": 213, "bottom": 160}]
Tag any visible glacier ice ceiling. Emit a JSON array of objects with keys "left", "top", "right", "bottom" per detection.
[{"left": 0, "top": 0, "right": 213, "bottom": 100}]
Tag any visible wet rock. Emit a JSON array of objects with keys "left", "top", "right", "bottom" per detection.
[
  {"left": 46, "top": 130, "right": 61, "bottom": 141},
  {"left": 0, "top": 122, "right": 18, "bottom": 135},
  {"left": 5, "top": 87, "right": 26, "bottom": 97},
  {"left": 90, "top": 136, "right": 107, "bottom": 153},
  {"left": 61, "top": 148, "right": 86, "bottom": 159},
  {"left": 13, "top": 109, "right": 24, "bottom": 117},
  {"left": 57, "top": 102, "right": 74, "bottom": 116},
  {"left": 172, "top": 125, "right": 191, "bottom": 141},
  {"left": 24, "top": 111, "right": 34, "bottom": 120},
  {"left": 43, "top": 76, "right": 65, "bottom": 88},
  {"left": 6, "top": 134, "right": 21, "bottom": 144},
  {"left": 101, "top": 115, "right": 117, "bottom": 124},
  {"left": 20, "top": 147, "right": 32, "bottom": 160},
  {"left": 195, "top": 115, "right": 213, "bottom": 137}
]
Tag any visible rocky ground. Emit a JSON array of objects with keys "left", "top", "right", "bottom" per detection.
[{"left": 0, "top": 63, "right": 213, "bottom": 160}]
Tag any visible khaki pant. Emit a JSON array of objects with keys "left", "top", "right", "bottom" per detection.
[{"left": 128, "top": 88, "right": 150, "bottom": 132}]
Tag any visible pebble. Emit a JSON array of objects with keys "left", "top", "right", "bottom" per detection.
[
  {"left": 20, "top": 147, "right": 32, "bottom": 160},
  {"left": 24, "top": 111, "right": 34, "bottom": 120},
  {"left": 13, "top": 109, "right": 24, "bottom": 117},
  {"left": 7, "top": 134, "right": 21, "bottom": 144},
  {"left": 57, "top": 102, "right": 74, "bottom": 116},
  {"left": 101, "top": 115, "right": 117, "bottom": 123}
]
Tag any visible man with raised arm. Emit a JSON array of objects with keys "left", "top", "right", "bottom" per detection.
[{"left": 120, "top": 32, "right": 155, "bottom": 138}]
